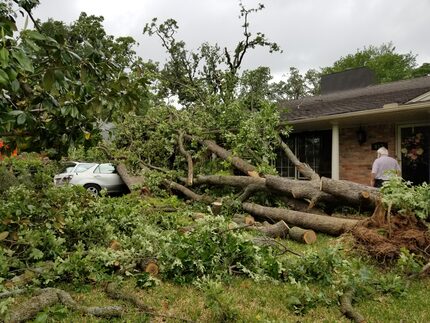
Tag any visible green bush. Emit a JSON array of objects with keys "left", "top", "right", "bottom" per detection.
[
  {"left": 158, "top": 216, "right": 285, "bottom": 283},
  {"left": 381, "top": 176, "right": 430, "bottom": 219}
]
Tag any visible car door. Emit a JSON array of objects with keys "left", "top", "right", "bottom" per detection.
[{"left": 93, "top": 163, "right": 124, "bottom": 192}]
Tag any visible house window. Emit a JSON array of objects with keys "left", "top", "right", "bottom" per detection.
[{"left": 276, "top": 131, "right": 332, "bottom": 179}]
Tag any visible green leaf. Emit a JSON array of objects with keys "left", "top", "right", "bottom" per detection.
[
  {"left": 0, "top": 69, "right": 9, "bottom": 85},
  {"left": 11, "top": 79, "right": 20, "bottom": 92},
  {"left": 11, "top": 49, "right": 34, "bottom": 73},
  {"left": 23, "top": 38, "right": 41, "bottom": 52},
  {"left": 30, "top": 248, "right": 44, "bottom": 260},
  {"left": 7, "top": 68, "right": 17, "bottom": 81},
  {"left": 67, "top": 49, "right": 82, "bottom": 61},
  {"left": 70, "top": 106, "right": 79, "bottom": 118},
  {"left": 42, "top": 70, "right": 55, "bottom": 91},
  {"left": 0, "top": 47, "right": 9, "bottom": 68},
  {"left": 0, "top": 231, "right": 9, "bottom": 241},
  {"left": 24, "top": 30, "right": 47, "bottom": 41},
  {"left": 17, "top": 112, "right": 27, "bottom": 125},
  {"left": 8, "top": 110, "right": 24, "bottom": 116},
  {"left": 54, "top": 69, "right": 64, "bottom": 82}
]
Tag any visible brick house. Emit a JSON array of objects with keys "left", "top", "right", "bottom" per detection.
[{"left": 278, "top": 68, "right": 430, "bottom": 186}]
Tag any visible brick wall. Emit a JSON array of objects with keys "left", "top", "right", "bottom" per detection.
[{"left": 339, "top": 124, "right": 397, "bottom": 185}]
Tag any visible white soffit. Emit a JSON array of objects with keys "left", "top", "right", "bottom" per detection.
[{"left": 408, "top": 90, "right": 430, "bottom": 103}]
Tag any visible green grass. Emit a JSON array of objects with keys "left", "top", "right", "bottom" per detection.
[
  {"left": 13, "top": 276, "right": 429, "bottom": 322},
  {"left": 5, "top": 233, "right": 430, "bottom": 322}
]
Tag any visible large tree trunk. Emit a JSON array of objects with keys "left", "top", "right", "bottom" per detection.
[
  {"left": 190, "top": 174, "right": 378, "bottom": 212},
  {"left": 242, "top": 202, "right": 359, "bottom": 236},
  {"left": 320, "top": 177, "right": 380, "bottom": 209},
  {"left": 192, "top": 175, "right": 265, "bottom": 188},
  {"left": 116, "top": 163, "right": 145, "bottom": 192},
  {"left": 265, "top": 175, "right": 338, "bottom": 207}
]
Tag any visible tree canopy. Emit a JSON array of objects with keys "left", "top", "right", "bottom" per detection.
[
  {"left": 321, "top": 42, "right": 418, "bottom": 83},
  {"left": 1, "top": 0, "right": 152, "bottom": 156},
  {"left": 1, "top": 1, "right": 429, "bottom": 160}
]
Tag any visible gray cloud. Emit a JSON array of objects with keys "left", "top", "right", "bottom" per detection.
[{"left": 32, "top": 0, "right": 430, "bottom": 78}]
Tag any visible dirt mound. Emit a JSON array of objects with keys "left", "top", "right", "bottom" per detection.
[{"left": 352, "top": 203, "right": 430, "bottom": 261}]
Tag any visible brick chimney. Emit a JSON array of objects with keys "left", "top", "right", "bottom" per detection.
[{"left": 321, "top": 67, "right": 375, "bottom": 94}]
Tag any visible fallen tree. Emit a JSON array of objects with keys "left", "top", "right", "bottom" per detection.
[
  {"left": 242, "top": 202, "right": 359, "bottom": 236},
  {"left": 112, "top": 136, "right": 379, "bottom": 238}
]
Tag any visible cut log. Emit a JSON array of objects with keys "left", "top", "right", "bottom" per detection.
[
  {"left": 232, "top": 214, "right": 255, "bottom": 225},
  {"left": 288, "top": 226, "right": 317, "bottom": 244},
  {"left": 191, "top": 212, "right": 206, "bottom": 220},
  {"left": 242, "top": 202, "right": 358, "bottom": 236},
  {"left": 211, "top": 201, "right": 223, "bottom": 215},
  {"left": 140, "top": 259, "right": 159, "bottom": 276},
  {"left": 255, "top": 220, "right": 289, "bottom": 238},
  {"left": 320, "top": 177, "right": 380, "bottom": 209}
]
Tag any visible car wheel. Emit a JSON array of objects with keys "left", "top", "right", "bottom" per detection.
[{"left": 84, "top": 184, "right": 101, "bottom": 196}]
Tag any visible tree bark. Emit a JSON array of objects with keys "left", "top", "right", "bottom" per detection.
[
  {"left": 265, "top": 175, "right": 338, "bottom": 206},
  {"left": 193, "top": 175, "right": 265, "bottom": 188},
  {"left": 7, "top": 288, "right": 123, "bottom": 322},
  {"left": 116, "top": 163, "right": 145, "bottom": 191},
  {"left": 277, "top": 196, "right": 328, "bottom": 215},
  {"left": 242, "top": 202, "right": 358, "bottom": 236},
  {"left": 163, "top": 180, "right": 213, "bottom": 203},
  {"left": 255, "top": 220, "right": 290, "bottom": 238},
  {"left": 320, "top": 177, "right": 380, "bottom": 209},
  {"left": 232, "top": 214, "right": 255, "bottom": 225},
  {"left": 178, "top": 131, "right": 194, "bottom": 185},
  {"left": 340, "top": 289, "right": 366, "bottom": 323}
]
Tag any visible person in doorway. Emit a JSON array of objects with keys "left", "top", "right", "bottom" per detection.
[{"left": 370, "top": 147, "right": 401, "bottom": 188}]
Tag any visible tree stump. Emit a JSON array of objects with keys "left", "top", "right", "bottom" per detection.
[{"left": 211, "top": 201, "right": 223, "bottom": 215}]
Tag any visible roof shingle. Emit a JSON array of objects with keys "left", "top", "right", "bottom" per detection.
[{"left": 280, "top": 76, "right": 430, "bottom": 121}]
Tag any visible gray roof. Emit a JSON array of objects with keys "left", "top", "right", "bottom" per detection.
[{"left": 280, "top": 76, "right": 430, "bottom": 122}]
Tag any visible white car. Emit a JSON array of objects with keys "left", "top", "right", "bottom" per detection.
[{"left": 54, "top": 162, "right": 127, "bottom": 195}]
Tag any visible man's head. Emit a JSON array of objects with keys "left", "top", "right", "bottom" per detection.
[{"left": 377, "top": 147, "right": 389, "bottom": 158}]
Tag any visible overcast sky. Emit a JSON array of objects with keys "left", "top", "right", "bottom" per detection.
[{"left": 30, "top": 0, "right": 430, "bottom": 79}]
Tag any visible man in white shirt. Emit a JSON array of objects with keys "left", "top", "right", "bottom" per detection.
[{"left": 370, "top": 147, "right": 401, "bottom": 188}]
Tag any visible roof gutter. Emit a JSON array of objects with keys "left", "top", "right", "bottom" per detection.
[{"left": 283, "top": 100, "right": 430, "bottom": 126}]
